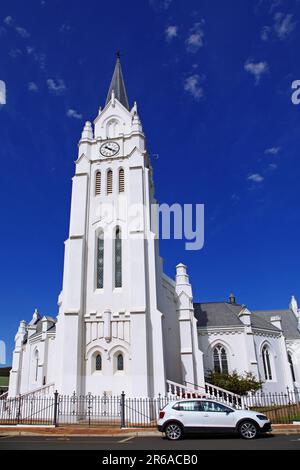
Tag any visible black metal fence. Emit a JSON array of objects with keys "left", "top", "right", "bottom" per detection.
[
  {"left": 242, "top": 388, "right": 300, "bottom": 425},
  {"left": 0, "top": 390, "right": 299, "bottom": 427}
]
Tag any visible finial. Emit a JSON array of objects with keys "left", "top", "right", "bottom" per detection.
[
  {"left": 229, "top": 293, "right": 236, "bottom": 304},
  {"left": 116, "top": 50, "right": 121, "bottom": 60}
]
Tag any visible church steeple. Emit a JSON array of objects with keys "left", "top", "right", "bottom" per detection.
[{"left": 105, "top": 53, "right": 130, "bottom": 110}]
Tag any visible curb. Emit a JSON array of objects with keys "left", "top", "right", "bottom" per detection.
[{"left": 1, "top": 429, "right": 300, "bottom": 437}]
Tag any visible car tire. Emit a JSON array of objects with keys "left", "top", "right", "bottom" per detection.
[
  {"left": 164, "top": 422, "right": 183, "bottom": 441},
  {"left": 238, "top": 420, "right": 258, "bottom": 440}
]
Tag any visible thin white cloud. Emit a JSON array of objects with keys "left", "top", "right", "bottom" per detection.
[
  {"left": 165, "top": 25, "right": 178, "bottom": 41},
  {"left": 3, "top": 16, "right": 13, "bottom": 26},
  {"left": 244, "top": 59, "right": 269, "bottom": 84},
  {"left": 149, "top": 0, "right": 172, "bottom": 10},
  {"left": 261, "top": 25, "right": 271, "bottom": 41},
  {"left": 268, "top": 163, "right": 278, "bottom": 170},
  {"left": 47, "top": 78, "right": 66, "bottom": 95},
  {"left": 66, "top": 108, "right": 82, "bottom": 119},
  {"left": 15, "top": 26, "right": 30, "bottom": 38},
  {"left": 247, "top": 173, "right": 264, "bottom": 183},
  {"left": 184, "top": 74, "right": 204, "bottom": 100},
  {"left": 261, "top": 12, "right": 296, "bottom": 41},
  {"left": 60, "top": 23, "right": 72, "bottom": 33},
  {"left": 28, "top": 82, "right": 38, "bottom": 92},
  {"left": 26, "top": 47, "right": 46, "bottom": 70},
  {"left": 186, "top": 21, "right": 205, "bottom": 53},
  {"left": 9, "top": 48, "right": 22, "bottom": 59},
  {"left": 273, "top": 12, "right": 296, "bottom": 39},
  {"left": 3, "top": 16, "right": 31, "bottom": 38},
  {"left": 264, "top": 146, "right": 281, "bottom": 155},
  {"left": 0, "top": 80, "right": 6, "bottom": 105}
]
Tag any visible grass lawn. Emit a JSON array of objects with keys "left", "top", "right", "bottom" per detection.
[{"left": 0, "top": 376, "right": 9, "bottom": 387}]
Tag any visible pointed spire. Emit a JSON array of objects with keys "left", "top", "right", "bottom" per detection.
[{"left": 105, "top": 53, "right": 129, "bottom": 110}]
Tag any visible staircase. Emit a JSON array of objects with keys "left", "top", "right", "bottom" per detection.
[
  {"left": 0, "top": 391, "right": 8, "bottom": 400},
  {"left": 5, "top": 382, "right": 55, "bottom": 400},
  {"left": 167, "top": 380, "right": 243, "bottom": 408}
]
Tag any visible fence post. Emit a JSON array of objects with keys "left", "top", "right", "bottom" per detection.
[
  {"left": 53, "top": 390, "right": 59, "bottom": 427},
  {"left": 88, "top": 393, "right": 92, "bottom": 427},
  {"left": 120, "top": 391, "right": 125, "bottom": 429},
  {"left": 17, "top": 395, "right": 22, "bottom": 424}
]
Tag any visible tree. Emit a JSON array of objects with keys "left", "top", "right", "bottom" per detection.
[{"left": 206, "top": 370, "right": 263, "bottom": 395}]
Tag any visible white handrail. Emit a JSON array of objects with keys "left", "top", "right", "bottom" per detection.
[
  {"left": 166, "top": 380, "right": 206, "bottom": 399},
  {"left": 166, "top": 380, "right": 243, "bottom": 408},
  {"left": 11, "top": 383, "right": 55, "bottom": 399},
  {"left": 0, "top": 391, "right": 8, "bottom": 400}
]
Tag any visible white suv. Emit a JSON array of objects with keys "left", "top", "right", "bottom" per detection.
[{"left": 157, "top": 399, "right": 272, "bottom": 440}]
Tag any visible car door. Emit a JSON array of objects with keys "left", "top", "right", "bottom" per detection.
[
  {"left": 199, "top": 401, "right": 236, "bottom": 430},
  {"left": 172, "top": 401, "right": 205, "bottom": 430}
]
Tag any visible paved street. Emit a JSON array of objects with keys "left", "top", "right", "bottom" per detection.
[{"left": 0, "top": 434, "right": 299, "bottom": 450}]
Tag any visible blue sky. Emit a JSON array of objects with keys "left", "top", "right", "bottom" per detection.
[{"left": 0, "top": 0, "right": 300, "bottom": 365}]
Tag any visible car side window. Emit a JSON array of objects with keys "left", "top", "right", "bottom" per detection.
[
  {"left": 172, "top": 401, "right": 200, "bottom": 412},
  {"left": 201, "top": 401, "right": 232, "bottom": 413}
]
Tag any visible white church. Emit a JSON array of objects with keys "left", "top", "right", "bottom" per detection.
[{"left": 8, "top": 57, "right": 300, "bottom": 399}]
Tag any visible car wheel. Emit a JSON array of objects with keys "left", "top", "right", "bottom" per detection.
[
  {"left": 164, "top": 423, "right": 183, "bottom": 441},
  {"left": 238, "top": 421, "right": 258, "bottom": 439}
]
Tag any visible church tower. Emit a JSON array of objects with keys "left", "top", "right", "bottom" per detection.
[{"left": 54, "top": 56, "right": 169, "bottom": 397}]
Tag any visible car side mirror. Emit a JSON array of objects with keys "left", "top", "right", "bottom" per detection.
[{"left": 226, "top": 410, "right": 234, "bottom": 414}]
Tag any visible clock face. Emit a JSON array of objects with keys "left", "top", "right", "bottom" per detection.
[{"left": 100, "top": 141, "right": 120, "bottom": 157}]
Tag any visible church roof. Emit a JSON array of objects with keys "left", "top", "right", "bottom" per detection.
[
  {"left": 23, "top": 318, "right": 56, "bottom": 344},
  {"left": 193, "top": 302, "right": 280, "bottom": 333},
  {"left": 105, "top": 55, "right": 130, "bottom": 110},
  {"left": 254, "top": 309, "right": 300, "bottom": 339}
]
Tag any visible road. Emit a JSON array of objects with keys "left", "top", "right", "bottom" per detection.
[{"left": 0, "top": 434, "right": 299, "bottom": 450}]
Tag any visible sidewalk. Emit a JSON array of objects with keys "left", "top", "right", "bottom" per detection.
[{"left": 0, "top": 424, "right": 299, "bottom": 437}]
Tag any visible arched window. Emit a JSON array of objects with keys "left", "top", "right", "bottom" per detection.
[
  {"left": 95, "top": 171, "right": 101, "bottom": 196},
  {"left": 213, "top": 345, "right": 228, "bottom": 374},
  {"left": 288, "top": 353, "right": 296, "bottom": 382},
  {"left": 95, "top": 353, "right": 102, "bottom": 371},
  {"left": 262, "top": 345, "right": 272, "bottom": 381},
  {"left": 34, "top": 350, "right": 39, "bottom": 382},
  {"left": 114, "top": 227, "right": 122, "bottom": 288},
  {"left": 107, "top": 119, "right": 120, "bottom": 138},
  {"left": 117, "top": 353, "right": 124, "bottom": 371},
  {"left": 96, "top": 231, "right": 104, "bottom": 289},
  {"left": 119, "top": 168, "right": 125, "bottom": 193},
  {"left": 107, "top": 169, "right": 113, "bottom": 194}
]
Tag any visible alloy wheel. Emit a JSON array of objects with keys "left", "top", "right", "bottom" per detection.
[
  {"left": 165, "top": 423, "right": 182, "bottom": 440},
  {"left": 239, "top": 421, "right": 257, "bottom": 439}
]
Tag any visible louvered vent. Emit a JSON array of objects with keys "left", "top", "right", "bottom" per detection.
[
  {"left": 107, "top": 170, "right": 113, "bottom": 194},
  {"left": 95, "top": 171, "right": 101, "bottom": 196},
  {"left": 119, "top": 168, "right": 125, "bottom": 193}
]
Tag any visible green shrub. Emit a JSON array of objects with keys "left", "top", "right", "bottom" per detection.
[{"left": 206, "top": 370, "right": 263, "bottom": 395}]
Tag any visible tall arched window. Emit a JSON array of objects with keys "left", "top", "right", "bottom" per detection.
[
  {"left": 114, "top": 227, "right": 122, "bottom": 288},
  {"left": 34, "top": 350, "right": 39, "bottom": 382},
  {"left": 288, "top": 352, "right": 296, "bottom": 382},
  {"left": 119, "top": 168, "right": 125, "bottom": 193},
  {"left": 262, "top": 345, "right": 272, "bottom": 380},
  {"left": 95, "top": 171, "right": 101, "bottom": 196},
  {"left": 96, "top": 231, "right": 104, "bottom": 289},
  {"left": 117, "top": 353, "right": 124, "bottom": 371},
  {"left": 213, "top": 345, "right": 228, "bottom": 374},
  {"left": 95, "top": 353, "right": 102, "bottom": 371},
  {"left": 107, "top": 169, "right": 113, "bottom": 194},
  {"left": 107, "top": 119, "right": 120, "bottom": 138}
]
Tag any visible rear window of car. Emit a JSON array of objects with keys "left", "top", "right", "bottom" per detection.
[{"left": 172, "top": 401, "right": 202, "bottom": 412}]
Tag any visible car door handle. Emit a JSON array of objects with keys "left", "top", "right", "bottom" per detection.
[{"left": 204, "top": 414, "right": 209, "bottom": 417}]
